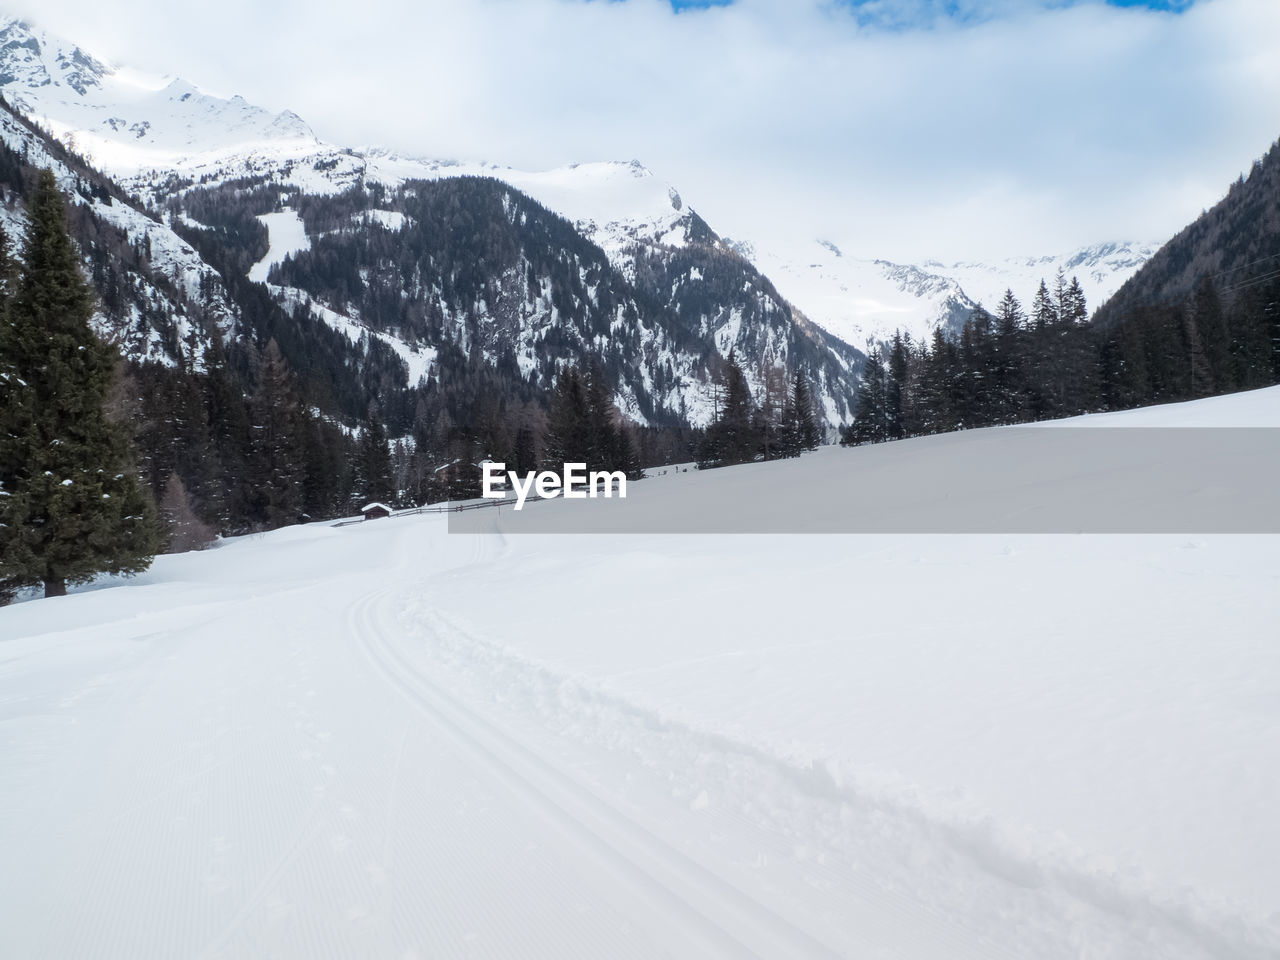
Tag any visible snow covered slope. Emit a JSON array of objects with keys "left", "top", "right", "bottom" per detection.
[
  {"left": 0, "top": 99, "right": 240, "bottom": 368},
  {"left": 3, "top": 388, "right": 1278, "bottom": 959},
  {"left": 739, "top": 237, "right": 1159, "bottom": 349},
  {"left": 0, "top": 16, "right": 316, "bottom": 174}
]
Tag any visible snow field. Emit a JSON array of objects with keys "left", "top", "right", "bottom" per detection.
[
  {"left": 3, "top": 389, "right": 1280, "bottom": 958},
  {"left": 248, "top": 211, "right": 312, "bottom": 284}
]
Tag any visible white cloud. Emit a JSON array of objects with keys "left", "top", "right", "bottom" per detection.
[{"left": 14, "top": 0, "right": 1280, "bottom": 260}]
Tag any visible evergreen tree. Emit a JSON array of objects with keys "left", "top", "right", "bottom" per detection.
[
  {"left": 357, "top": 409, "right": 395, "bottom": 506},
  {"left": 301, "top": 414, "right": 350, "bottom": 519},
  {"left": 756, "top": 363, "right": 789, "bottom": 461},
  {"left": 247, "top": 339, "right": 304, "bottom": 528},
  {"left": 992, "top": 290, "right": 1026, "bottom": 423},
  {"left": 1182, "top": 306, "right": 1214, "bottom": 398},
  {"left": 583, "top": 360, "right": 622, "bottom": 471},
  {"left": 202, "top": 336, "right": 252, "bottom": 530},
  {"left": 918, "top": 328, "right": 957, "bottom": 434},
  {"left": 1230, "top": 278, "right": 1277, "bottom": 388},
  {"left": 0, "top": 170, "right": 162, "bottom": 598},
  {"left": 700, "top": 349, "right": 757, "bottom": 467},
  {"left": 1031, "top": 279, "right": 1057, "bottom": 332},
  {"left": 842, "top": 350, "right": 888, "bottom": 445},
  {"left": 1061, "top": 276, "right": 1088, "bottom": 326},
  {"left": 512, "top": 425, "right": 538, "bottom": 475},
  {"left": 792, "top": 370, "right": 821, "bottom": 451},
  {"left": 1191, "top": 278, "right": 1233, "bottom": 393},
  {"left": 956, "top": 308, "right": 992, "bottom": 427},
  {"left": 885, "top": 333, "right": 909, "bottom": 439},
  {"left": 544, "top": 366, "right": 590, "bottom": 467}
]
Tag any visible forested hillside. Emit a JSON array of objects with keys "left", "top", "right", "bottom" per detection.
[
  {"left": 0, "top": 95, "right": 845, "bottom": 545},
  {"left": 843, "top": 138, "right": 1280, "bottom": 444}
]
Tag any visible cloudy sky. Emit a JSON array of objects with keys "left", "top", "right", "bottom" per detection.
[{"left": 16, "top": 0, "right": 1280, "bottom": 261}]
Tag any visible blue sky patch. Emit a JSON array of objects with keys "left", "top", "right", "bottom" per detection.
[{"left": 665, "top": 0, "right": 1195, "bottom": 13}]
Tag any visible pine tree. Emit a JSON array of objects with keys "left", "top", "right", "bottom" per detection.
[
  {"left": 699, "top": 350, "right": 757, "bottom": 467},
  {"left": 992, "top": 290, "right": 1026, "bottom": 423},
  {"left": 247, "top": 339, "right": 304, "bottom": 528},
  {"left": 720, "top": 349, "right": 757, "bottom": 464},
  {"left": 843, "top": 350, "right": 888, "bottom": 445},
  {"left": 512, "top": 425, "right": 538, "bottom": 475},
  {"left": 756, "top": 363, "right": 789, "bottom": 461},
  {"left": 544, "top": 366, "right": 590, "bottom": 467},
  {"left": 202, "top": 336, "right": 252, "bottom": 531},
  {"left": 918, "top": 328, "right": 957, "bottom": 434},
  {"left": 583, "top": 360, "right": 619, "bottom": 471},
  {"left": 1182, "top": 307, "right": 1214, "bottom": 398},
  {"left": 792, "top": 369, "right": 820, "bottom": 451},
  {"left": 1031, "top": 279, "right": 1057, "bottom": 332},
  {"left": 357, "top": 409, "right": 395, "bottom": 506},
  {"left": 956, "top": 308, "right": 992, "bottom": 427},
  {"left": 1061, "top": 276, "right": 1088, "bottom": 326},
  {"left": 885, "top": 333, "right": 909, "bottom": 439},
  {"left": 1191, "top": 278, "right": 1233, "bottom": 393},
  {"left": 0, "top": 170, "right": 162, "bottom": 598}
]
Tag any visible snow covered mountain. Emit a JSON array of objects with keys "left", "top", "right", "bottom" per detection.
[
  {"left": 0, "top": 16, "right": 863, "bottom": 431},
  {"left": 0, "top": 15, "right": 1153, "bottom": 369},
  {"left": 734, "top": 237, "right": 1159, "bottom": 350},
  {"left": 0, "top": 16, "right": 316, "bottom": 172},
  {"left": 0, "top": 98, "right": 240, "bottom": 369}
]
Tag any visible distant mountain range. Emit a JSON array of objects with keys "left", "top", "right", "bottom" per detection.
[{"left": 0, "top": 13, "right": 1155, "bottom": 402}]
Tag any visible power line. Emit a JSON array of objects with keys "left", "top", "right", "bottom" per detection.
[{"left": 1224, "top": 267, "right": 1280, "bottom": 294}]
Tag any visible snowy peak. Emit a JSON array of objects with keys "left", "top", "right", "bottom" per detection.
[
  {"left": 0, "top": 16, "right": 108, "bottom": 96},
  {"left": 740, "top": 238, "right": 978, "bottom": 349},
  {"left": 746, "top": 237, "right": 1157, "bottom": 351},
  {"left": 937, "top": 241, "right": 1160, "bottom": 311},
  {"left": 0, "top": 16, "right": 316, "bottom": 176}
]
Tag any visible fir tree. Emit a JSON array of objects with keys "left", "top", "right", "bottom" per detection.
[
  {"left": 512, "top": 425, "right": 538, "bottom": 475},
  {"left": 1192, "top": 278, "right": 1233, "bottom": 393},
  {"left": 992, "top": 290, "right": 1026, "bottom": 423},
  {"left": 0, "top": 170, "right": 162, "bottom": 598},
  {"left": 700, "top": 349, "right": 757, "bottom": 466},
  {"left": 842, "top": 350, "right": 888, "bottom": 445},
  {"left": 544, "top": 366, "right": 590, "bottom": 467},
  {"left": 792, "top": 369, "right": 821, "bottom": 451},
  {"left": 356, "top": 408, "right": 395, "bottom": 506},
  {"left": 247, "top": 339, "right": 304, "bottom": 528},
  {"left": 1031, "top": 279, "right": 1057, "bottom": 332}
]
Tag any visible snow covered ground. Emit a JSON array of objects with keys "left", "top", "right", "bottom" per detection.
[
  {"left": 3, "top": 390, "right": 1279, "bottom": 959},
  {"left": 248, "top": 211, "right": 311, "bottom": 284}
]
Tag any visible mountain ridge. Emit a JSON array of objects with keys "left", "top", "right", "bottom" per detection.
[{"left": 0, "top": 14, "right": 1151, "bottom": 361}]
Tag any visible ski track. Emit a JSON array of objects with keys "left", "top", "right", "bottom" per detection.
[
  {"left": 354, "top": 587, "right": 842, "bottom": 960},
  {"left": 375, "top": 583, "right": 1273, "bottom": 960}
]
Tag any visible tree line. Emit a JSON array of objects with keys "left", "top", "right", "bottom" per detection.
[
  {"left": 699, "top": 350, "right": 822, "bottom": 467},
  {"left": 841, "top": 267, "right": 1279, "bottom": 445}
]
